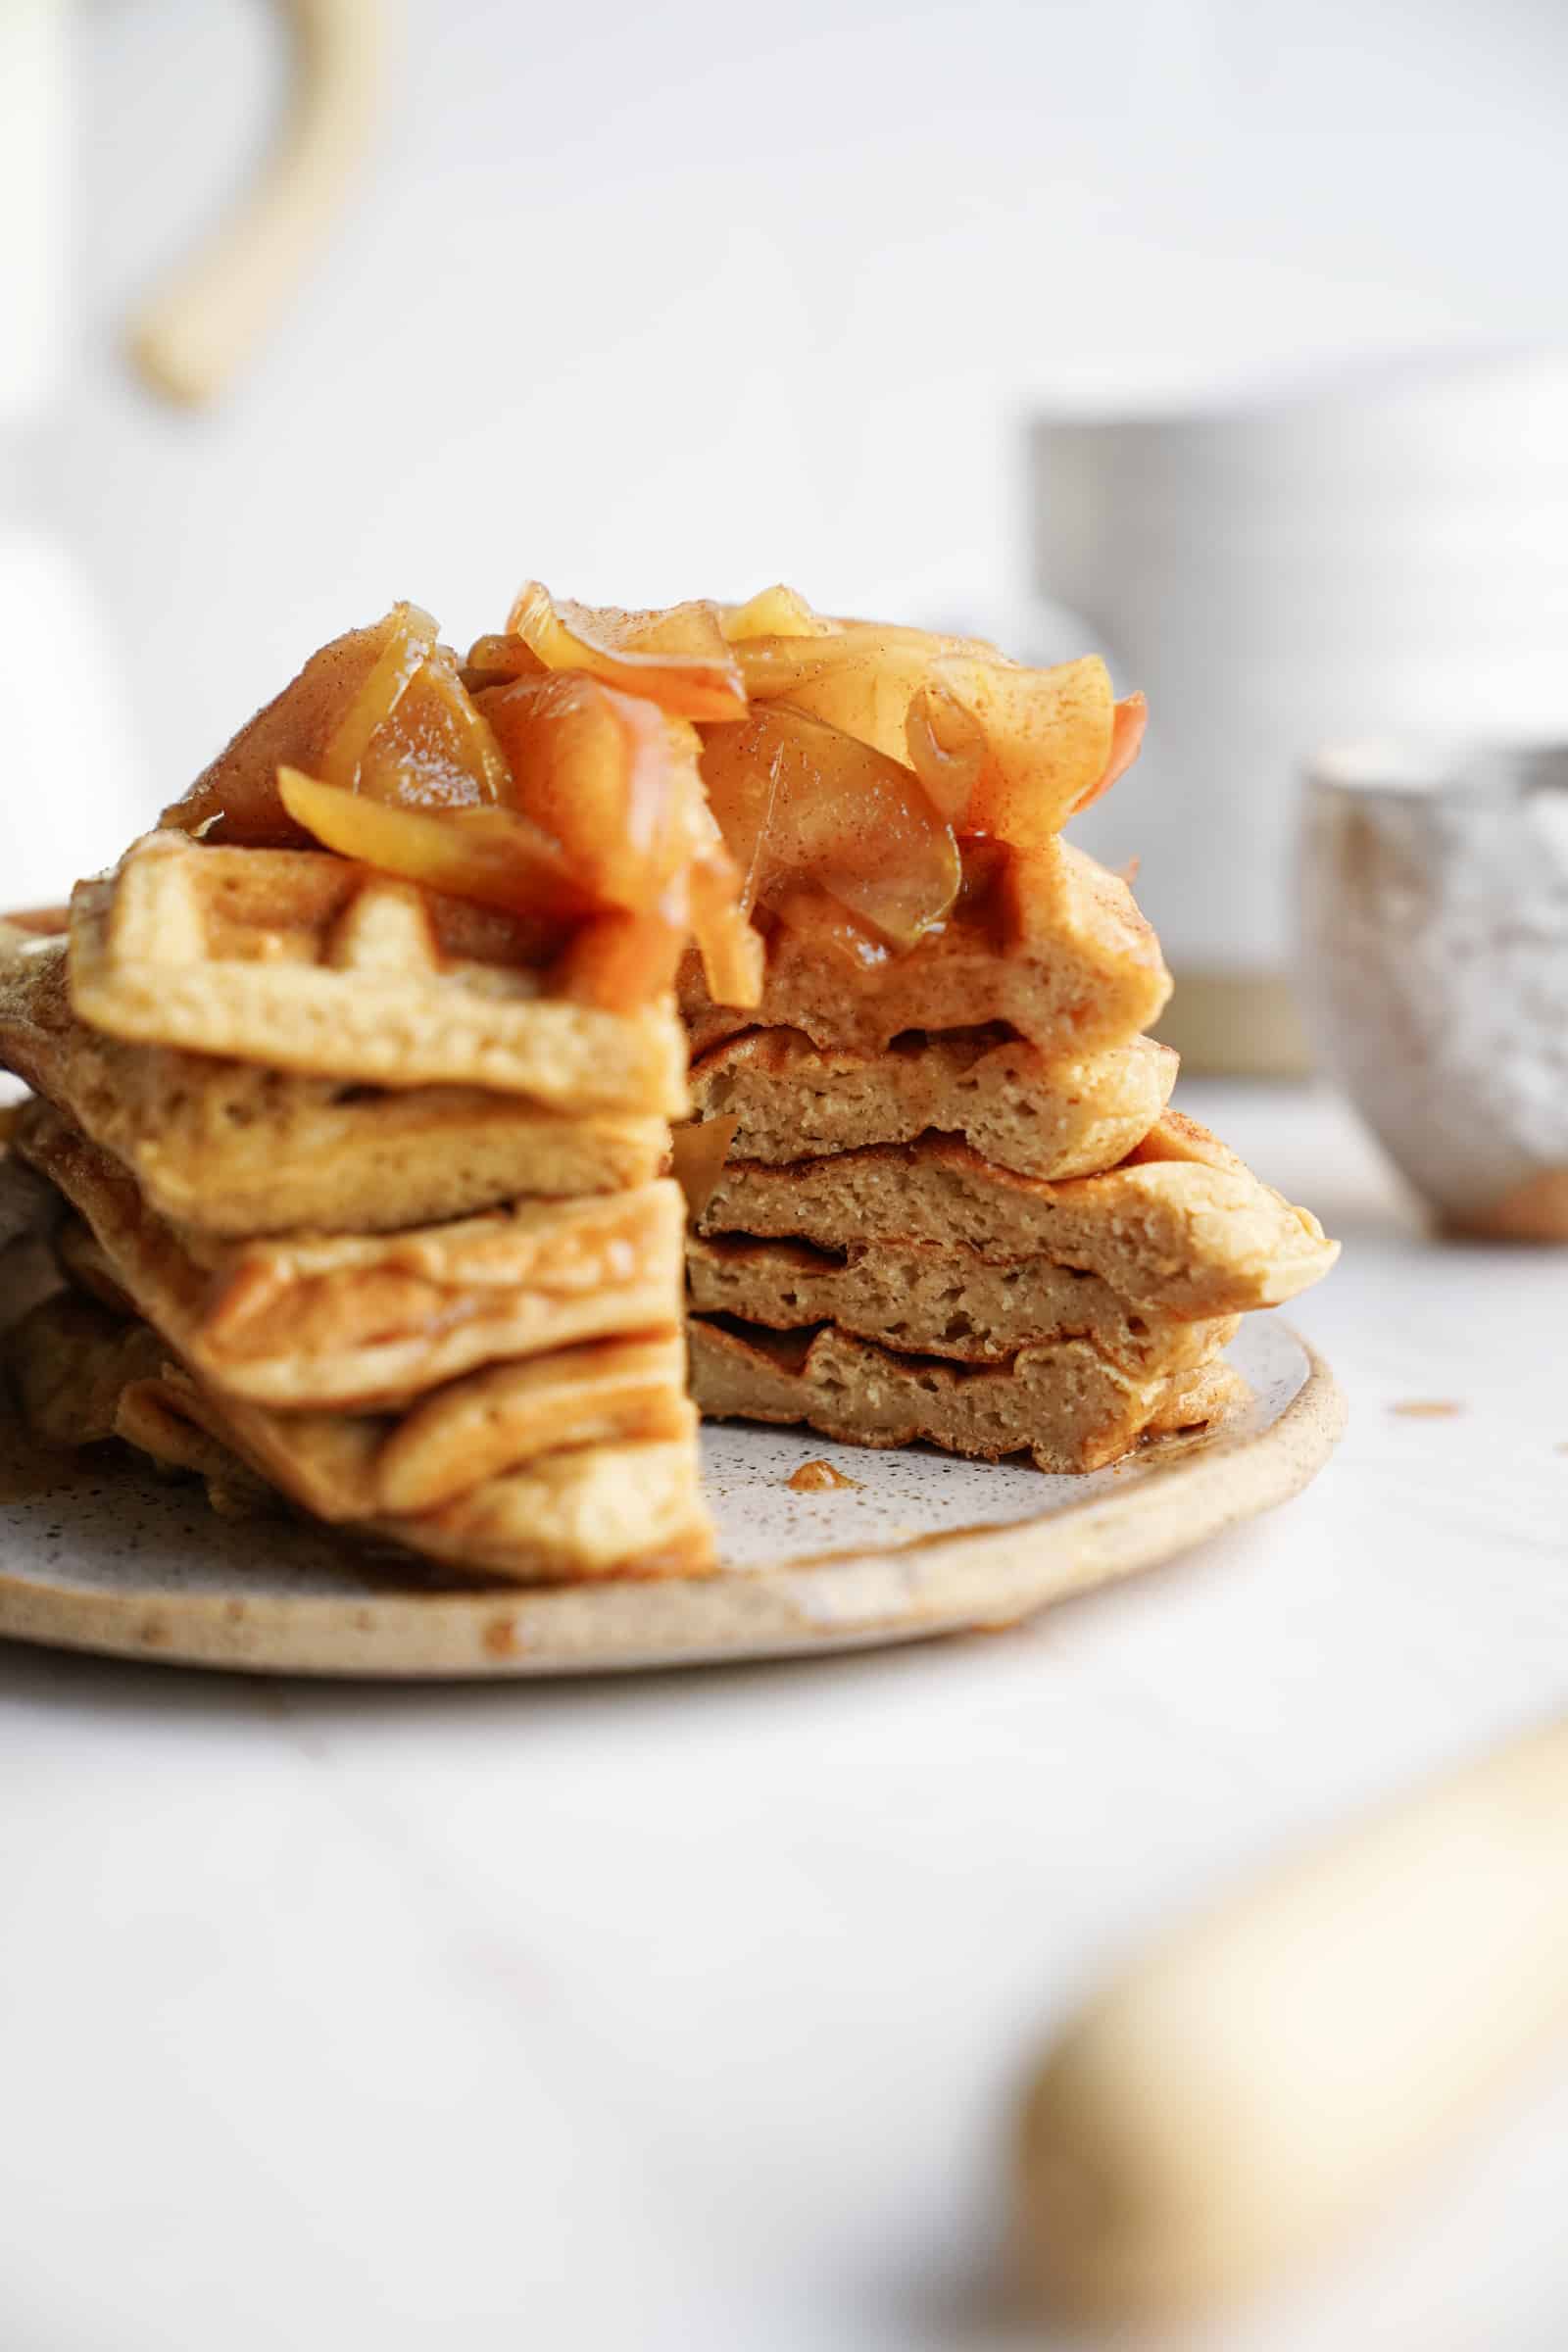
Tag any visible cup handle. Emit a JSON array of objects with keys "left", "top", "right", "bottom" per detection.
[{"left": 127, "top": 0, "right": 395, "bottom": 407}]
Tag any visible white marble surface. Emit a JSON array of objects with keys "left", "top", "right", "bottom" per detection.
[{"left": 2, "top": 1082, "right": 1564, "bottom": 2352}]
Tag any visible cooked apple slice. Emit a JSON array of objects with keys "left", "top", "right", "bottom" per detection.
[
  {"left": 355, "top": 644, "right": 513, "bottom": 808},
  {"left": 318, "top": 603, "right": 441, "bottom": 789},
  {"left": 551, "top": 906, "right": 687, "bottom": 1013},
  {"left": 688, "top": 841, "right": 765, "bottom": 1007},
  {"left": 720, "top": 585, "right": 839, "bottom": 642},
  {"left": 700, "top": 704, "right": 959, "bottom": 949},
  {"left": 460, "top": 633, "right": 548, "bottom": 692},
  {"left": 730, "top": 636, "right": 937, "bottom": 764},
  {"left": 478, "top": 674, "right": 697, "bottom": 910},
  {"left": 276, "top": 768, "right": 596, "bottom": 923},
  {"left": 1072, "top": 692, "right": 1148, "bottom": 816},
  {"left": 906, "top": 654, "right": 1115, "bottom": 845},
  {"left": 903, "top": 672, "right": 988, "bottom": 825},
  {"left": 733, "top": 618, "right": 1014, "bottom": 765},
  {"left": 833, "top": 617, "right": 1007, "bottom": 659},
  {"left": 668, "top": 1113, "right": 740, "bottom": 1219},
  {"left": 507, "top": 582, "right": 748, "bottom": 721},
  {"left": 765, "top": 887, "right": 891, "bottom": 972},
  {"left": 160, "top": 612, "right": 404, "bottom": 845}
]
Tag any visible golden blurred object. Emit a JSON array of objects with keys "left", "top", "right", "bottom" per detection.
[
  {"left": 128, "top": 0, "right": 396, "bottom": 407},
  {"left": 1014, "top": 1714, "right": 1568, "bottom": 2324}
]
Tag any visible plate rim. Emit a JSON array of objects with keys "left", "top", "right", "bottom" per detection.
[{"left": 0, "top": 1325, "right": 1345, "bottom": 1680}]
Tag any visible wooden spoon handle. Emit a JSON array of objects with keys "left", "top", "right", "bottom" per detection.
[
  {"left": 128, "top": 0, "right": 393, "bottom": 406},
  {"left": 1015, "top": 1714, "right": 1568, "bottom": 2321}
]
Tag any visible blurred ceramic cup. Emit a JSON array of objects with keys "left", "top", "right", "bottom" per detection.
[
  {"left": 1298, "top": 742, "right": 1568, "bottom": 1240},
  {"left": 1028, "top": 354, "right": 1568, "bottom": 1073}
]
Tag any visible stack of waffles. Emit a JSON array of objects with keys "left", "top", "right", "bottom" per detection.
[
  {"left": 1, "top": 580, "right": 1338, "bottom": 1587},
  {"left": 0, "top": 598, "right": 768, "bottom": 1583},
  {"left": 674, "top": 599, "right": 1339, "bottom": 1472}
]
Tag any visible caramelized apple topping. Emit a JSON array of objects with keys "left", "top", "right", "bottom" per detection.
[
  {"left": 688, "top": 841, "right": 765, "bottom": 1007},
  {"left": 906, "top": 654, "right": 1115, "bottom": 845},
  {"left": 276, "top": 768, "right": 594, "bottom": 926},
  {"left": 160, "top": 606, "right": 511, "bottom": 845},
  {"left": 459, "top": 633, "right": 549, "bottom": 692},
  {"left": 357, "top": 645, "right": 513, "bottom": 808},
  {"left": 160, "top": 615, "right": 400, "bottom": 845},
  {"left": 478, "top": 674, "right": 692, "bottom": 911},
  {"left": 550, "top": 906, "right": 688, "bottom": 1015},
  {"left": 170, "top": 582, "right": 1140, "bottom": 1020},
  {"left": 719, "top": 585, "right": 840, "bottom": 642},
  {"left": 699, "top": 704, "right": 960, "bottom": 949},
  {"left": 668, "top": 1113, "right": 740, "bottom": 1220},
  {"left": 1075, "top": 692, "right": 1148, "bottom": 816},
  {"left": 731, "top": 635, "right": 937, "bottom": 765},
  {"left": 318, "top": 603, "right": 441, "bottom": 788},
  {"left": 507, "top": 583, "right": 748, "bottom": 722},
  {"left": 764, "top": 889, "right": 891, "bottom": 971},
  {"left": 735, "top": 621, "right": 1006, "bottom": 767}
]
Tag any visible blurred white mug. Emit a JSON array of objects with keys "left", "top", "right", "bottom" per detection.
[{"left": 1028, "top": 352, "right": 1568, "bottom": 1071}]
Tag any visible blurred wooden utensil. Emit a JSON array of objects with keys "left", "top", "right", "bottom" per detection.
[
  {"left": 1014, "top": 1714, "right": 1568, "bottom": 2324},
  {"left": 128, "top": 0, "right": 394, "bottom": 406}
]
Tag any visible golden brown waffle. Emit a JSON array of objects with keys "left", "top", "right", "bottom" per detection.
[
  {"left": 685, "top": 1233, "right": 1236, "bottom": 1373},
  {"left": 698, "top": 1115, "right": 1338, "bottom": 1320},
  {"left": 371, "top": 1418, "right": 712, "bottom": 1583},
  {"left": 0, "top": 1135, "right": 57, "bottom": 1254},
  {"left": 688, "top": 1316, "right": 1245, "bottom": 1475},
  {"left": 14, "top": 1284, "right": 710, "bottom": 1579},
  {"left": 120, "top": 1367, "right": 713, "bottom": 1583},
  {"left": 70, "top": 831, "right": 688, "bottom": 1113},
  {"left": 18, "top": 1101, "right": 685, "bottom": 1411},
  {"left": 114, "top": 1371, "right": 278, "bottom": 1519},
  {"left": 108, "top": 1332, "right": 690, "bottom": 1521},
  {"left": 680, "top": 839, "right": 1170, "bottom": 1059},
  {"left": 2, "top": 937, "right": 665, "bottom": 1236},
  {"left": 688, "top": 1026, "right": 1176, "bottom": 1180},
  {"left": 7, "top": 1289, "right": 168, "bottom": 1447}
]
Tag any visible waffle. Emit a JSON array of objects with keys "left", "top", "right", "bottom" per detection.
[
  {"left": 121, "top": 1367, "right": 713, "bottom": 1583},
  {"left": 689, "top": 1026, "right": 1176, "bottom": 1180},
  {"left": 6, "top": 1289, "right": 168, "bottom": 1447},
  {"left": 53, "top": 1216, "right": 134, "bottom": 1314},
  {"left": 685, "top": 1232, "right": 1237, "bottom": 1373},
  {"left": 680, "top": 838, "right": 1170, "bottom": 1059},
  {"left": 688, "top": 1316, "right": 1246, "bottom": 1475},
  {"left": 18, "top": 1101, "right": 685, "bottom": 1411},
  {"left": 70, "top": 831, "right": 688, "bottom": 1114},
  {"left": 0, "top": 1132, "right": 58, "bottom": 1254},
  {"left": 1, "top": 937, "right": 665, "bottom": 1235},
  {"left": 106, "top": 1331, "right": 688, "bottom": 1520},
  {"left": 114, "top": 1369, "right": 279, "bottom": 1519},
  {"left": 698, "top": 1114, "right": 1337, "bottom": 1320},
  {"left": 11, "top": 1276, "right": 709, "bottom": 1578}
]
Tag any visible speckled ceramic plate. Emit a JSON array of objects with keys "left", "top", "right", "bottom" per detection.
[{"left": 0, "top": 1317, "right": 1341, "bottom": 1678}]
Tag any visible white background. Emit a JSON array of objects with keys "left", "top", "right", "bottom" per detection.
[{"left": 24, "top": 0, "right": 1568, "bottom": 803}]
